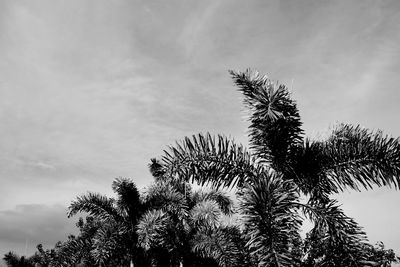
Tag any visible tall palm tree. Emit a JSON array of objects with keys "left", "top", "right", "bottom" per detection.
[
  {"left": 68, "top": 178, "right": 148, "bottom": 267},
  {"left": 152, "top": 70, "right": 400, "bottom": 266}
]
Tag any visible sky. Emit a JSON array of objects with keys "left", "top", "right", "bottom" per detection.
[{"left": 1, "top": 0, "right": 400, "bottom": 260}]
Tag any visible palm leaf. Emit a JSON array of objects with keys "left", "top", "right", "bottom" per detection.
[
  {"left": 191, "top": 226, "right": 250, "bottom": 267},
  {"left": 289, "top": 123, "right": 400, "bottom": 197},
  {"left": 320, "top": 124, "right": 400, "bottom": 191},
  {"left": 91, "top": 220, "right": 127, "bottom": 265},
  {"left": 230, "top": 69, "right": 303, "bottom": 170},
  {"left": 238, "top": 169, "right": 302, "bottom": 267},
  {"left": 191, "top": 189, "right": 234, "bottom": 215},
  {"left": 53, "top": 237, "right": 89, "bottom": 266},
  {"left": 288, "top": 139, "right": 337, "bottom": 199},
  {"left": 137, "top": 209, "right": 171, "bottom": 251},
  {"left": 149, "top": 158, "right": 166, "bottom": 179},
  {"left": 144, "top": 181, "right": 189, "bottom": 220},
  {"left": 161, "top": 133, "right": 256, "bottom": 189},
  {"left": 112, "top": 177, "right": 143, "bottom": 225},
  {"left": 190, "top": 199, "right": 222, "bottom": 229},
  {"left": 68, "top": 192, "right": 122, "bottom": 222},
  {"left": 300, "top": 199, "right": 369, "bottom": 266}
]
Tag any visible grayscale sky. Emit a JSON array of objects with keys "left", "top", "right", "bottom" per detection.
[{"left": 1, "top": 0, "right": 400, "bottom": 260}]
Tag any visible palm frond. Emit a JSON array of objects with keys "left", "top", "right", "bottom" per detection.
[
  {"left": 321, "top": 124, "right": 400, "bottom": 191},
  {"left": 68, "top": 192, "right": 122, "bottom": 221},
  {"left": 161, "top": 133, "right": 256, "bottom": 189},
  {"left": 112, "top": 177, "right": 142, "bottom": 224},
  {"left": 144, "top": 181, "right": 189, "bottom": 220},
  {"left": 137, "top": 209, "right": 171, "bottom": 251},
  {"left": 53, "top": 237, "right": 89, "bottom": 266},
  {"left": 91, "top": 220, "right": 127, "bottom": 265},
  {"left": 238, "top": 169, "right": 302, "bottom": 267},
  {"left": 230, "top": 69, "right": 303, "bottom": 170},
  {"left": 288, "top": 139, "right": 337, "bottom": 198},
  {"left": 191, "top": 226, "right": 250, "bottom": 267},
  {"left": 190, "top": 199, "right": 222, "bottom": 229},
  {"left": 300, "top": 199, "right": 369, "bottom": 266},
  {"left": 192, "top": 189, "right": 234, "bottom": 215},
  {"left": 149, "top": 158, "right": 166, "bottom": 178}
]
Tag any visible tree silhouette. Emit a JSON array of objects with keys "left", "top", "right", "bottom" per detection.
[
  {"left": 136, "top": 175, "right": 249, "bottom": 267},
  {"left": 68, "top": 178, "right": 148, "bottom": 266}
]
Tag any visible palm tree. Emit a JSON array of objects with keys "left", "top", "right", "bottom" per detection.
[
  {"left": 136, "top": 175, "right": 250, "bottom": 267},
  {"left": 151, "top": 70, "right": 400, "bottom": 266},
  {"left": 68, "top": 177, "right": 148, "bottom": 267}
]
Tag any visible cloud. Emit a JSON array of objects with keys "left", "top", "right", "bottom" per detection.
[{"left": 0, "top": 204, "right": 78, "bottom": 256}]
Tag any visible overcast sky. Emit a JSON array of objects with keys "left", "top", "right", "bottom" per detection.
[{"left": 1, "top": 0, "right": 400, "bottom": 260}]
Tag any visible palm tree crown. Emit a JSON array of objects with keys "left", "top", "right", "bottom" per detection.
[
  {"left": 136, "top": 174, "right": 248, "bottom": 267},
  {"left": 152, "top": 69, "right": 400, "bottom": 266},
  {"left": 68, "top": 177, "right": 147, "bottom": 266}
]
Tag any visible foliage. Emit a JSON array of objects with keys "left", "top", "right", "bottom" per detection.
[
  {"left": 5, "top": 69, "right": 400, "bottom": 267},
  {"left": 191, "top": 225, "right": 251, "bottom": 267},
  {"left": 238, "top": 170, "right": 302, "bottom": 266},
  {"left": 136, "top": 177, "right": 245, "bottom": 267},
  {"left": 67, "top": 177, "right": 148, "bottom": 266},
  {"left": 3, "top": 252, "right": 37, "bottom": 267},
  {"left": 154, "top": 69, "right": 400, "bottom": 266},
  {"left": 363, "top": 242, "right": 399, "bottom": 266},
  {"left": 32, "top": 217, "right": 102, "bottom": 267}
]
